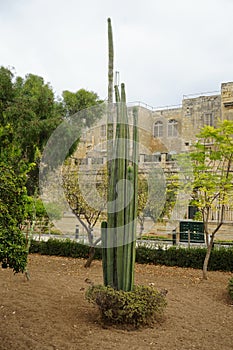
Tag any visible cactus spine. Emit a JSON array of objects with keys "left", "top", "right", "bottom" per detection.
[{"left": 102, "top": 18, "right": 139, "bottom": 291}]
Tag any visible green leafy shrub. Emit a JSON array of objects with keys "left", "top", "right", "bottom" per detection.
[
  {"left": 86, "top": 284, "right": 167, "bottom": 328},
  {"left": 0, "top": 163, "right": 29, "bottom": 273},
  {"left": 0, "top": 227, "right": 28, "bottom": 273},
  {"left": 228, "top": 278, "right": 233, "bottom": 300}
]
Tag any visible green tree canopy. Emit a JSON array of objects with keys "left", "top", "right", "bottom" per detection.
[
  {"left": 62, "top": 89, "right": 103, "bottom": 127},
  {"left": 0, "top": 66, "right": 103, "bottom": 194}
]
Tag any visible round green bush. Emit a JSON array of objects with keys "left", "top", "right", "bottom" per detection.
[{"left": 86, "top": 284, "right": 167, "bottom": 328}]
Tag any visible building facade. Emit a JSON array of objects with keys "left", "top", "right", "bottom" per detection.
[
  {"left": 77, "top": 81, "right": 233, "bottom": 165},
  {"left": 73, "top": 82, "right": 233, "bottom": 238}
]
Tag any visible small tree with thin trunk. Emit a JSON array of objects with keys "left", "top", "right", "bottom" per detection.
[
  {"left": 190, "top": 120, "right": 233, "bottom": 279},
  {"left": 62, "top": 159, "right": 107, "bottom": 267}
]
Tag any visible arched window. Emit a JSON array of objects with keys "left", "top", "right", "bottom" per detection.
[
  {"left": 168, "top": 119, "right": 178, "bottom": 137},
  {"left": 153, "top": 121, "right": 163, "bottom": 138}
]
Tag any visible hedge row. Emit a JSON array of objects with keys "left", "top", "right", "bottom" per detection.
[
  {"left": 136, "top": 246, "right": 233, "bottom": 271},
  {"left": 29, "top": 239, "right": 233, "bottom": 272},
  {"left": 29, "top": 239, "right": 97, "bottom": 259}
]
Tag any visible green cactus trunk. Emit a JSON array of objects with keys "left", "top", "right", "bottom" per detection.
[
  {"left": 101, "top": 65, "right": 138, "bottom": 290},
  {"left": 104, "top": 18, "right": 115, "bottom": 288},
  {"left": 107, "top": 18, "right": 114, "bottom": 105},
  {"left": 101, "top": 17, "right": 138, "bottom": 291}
]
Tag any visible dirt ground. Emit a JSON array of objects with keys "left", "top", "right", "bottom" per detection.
[{"left": 0, "top": 254, "right": 233, "bottom": 350}]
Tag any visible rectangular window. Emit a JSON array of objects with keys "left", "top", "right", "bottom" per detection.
[
  {"left": 168, "top": 120, "right": 178, "bottom": 137},
  {"left": 100, "top": 124, "right": 106, "bottom": 138},
  {"left": 203, "top": 114, "right": 213, "bottom": 126}
]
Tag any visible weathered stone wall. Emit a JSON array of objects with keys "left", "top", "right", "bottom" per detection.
[
  {"left": 151, "top": 107, "right": 183, "bottom": 153},
  {"left": 221, "top": 82, "right": 233, "bottom": 120},
  {"left": 181, "top": 94, "right": 221, "bottom": 145}
]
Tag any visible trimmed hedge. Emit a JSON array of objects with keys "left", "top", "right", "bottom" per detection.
[
  {"left": 30, "top": 239, "right": 101, "bottom": 259},
  {"left": 136, "top": 246, "right": 233, "bottom": 271},
  {"left": 29, "top": 239, "right": 233, "bottom": 272}
]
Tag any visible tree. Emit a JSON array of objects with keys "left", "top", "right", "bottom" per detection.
[
  {"left": 191, "top": 120, "right": 233, "bottom": 279},
  {"left": 62, "top": 159, "right": 107, "bottom": 267},
  {"left": 0, "top": 163, "right": 29, "bottom": 273},
  {"left": 62, "top": 89, "right": 103, "bottom": 127},
  {"left": 0, "top": 86, "right": 32, "bottom": 273},
  {"left": 13, "top": 74, "right": 63, "bottom": 162},
  {"left": 0, "top": 67, "right": 64, "bottom": 194},
  {"left": 137, "top": 169, "right": 181, "bottom": 237},
  {"left": 61, "top": 89, "right": 104, "bottom": 159},
  {"left": 137, "top": 175, "right": 148, "bottom": 237},
  {"left": 0, "top": 66, "right": 104, "bottom": 272},
  {"left": 0, "top": 69, "right": 63, "bottom": 158},
  {"left": 0, "top": 66, "right": 104, "bottom": 194}
]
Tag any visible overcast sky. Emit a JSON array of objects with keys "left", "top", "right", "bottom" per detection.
[{"left": 1, "top": 0, "right": 233, "bottom": 107}]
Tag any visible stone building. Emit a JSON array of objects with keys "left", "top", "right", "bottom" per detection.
[
  {"left": 78, "top": 81, "right": 233, "bottom": 167},
  {"left": 73, "top": 82, "right": 233, "bottom": 238}
]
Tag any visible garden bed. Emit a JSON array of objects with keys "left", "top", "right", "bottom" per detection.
[{"left": 0, "top": 254, "right": 233, "bottom": 350}]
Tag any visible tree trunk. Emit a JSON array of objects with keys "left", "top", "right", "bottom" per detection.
[
  {"left": 139, "top": 220, "right": 144, "bottom": 238},
  {"left": 202, "top": 235, "right": 214, "bottom": 280},
  {"left": 188, "top": 229, "right": 191, "bottom": 248},
  {"left": 84, "top": 237, "right": 101, "bottom": 268},
  {"left": 84, "top": 246, "right": 95, "bottom": 268}
]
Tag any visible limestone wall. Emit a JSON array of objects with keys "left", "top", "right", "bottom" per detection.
[{"left": 221, "top": 82, "right": 233, "bottom": 120}]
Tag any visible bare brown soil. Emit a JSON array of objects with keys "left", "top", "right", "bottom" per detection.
[{"left": 0, "top": 254, "right": 233, "bottom": 350}]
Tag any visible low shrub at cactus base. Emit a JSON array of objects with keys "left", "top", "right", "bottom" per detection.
[{"left": 86, "top": 284, "right": 167, "bottom": 328}]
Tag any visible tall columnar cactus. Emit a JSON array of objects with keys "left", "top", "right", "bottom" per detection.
[
  {"left": 101, "top": 23, "right": 139, "bottom": 290},
  {"left": 102, "top": 85, "right": 138, "bottom": 291}
]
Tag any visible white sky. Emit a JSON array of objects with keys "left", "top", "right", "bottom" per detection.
[{"left": 1, "top": 0, "right": 233, "bottom": 107}]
